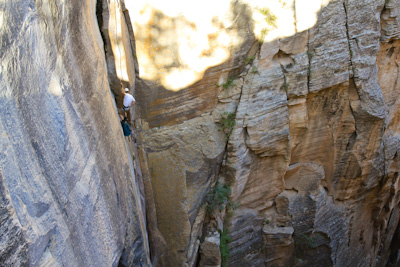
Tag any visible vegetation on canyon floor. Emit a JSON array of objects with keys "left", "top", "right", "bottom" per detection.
[
  {"left": 206, "top": 182, "right": 239, "bottom": 266},
  {"left": 219, "top": 227, "right": 232, "bottom": 267}
]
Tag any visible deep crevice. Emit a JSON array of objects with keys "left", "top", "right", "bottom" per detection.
[
  {"left": 279, "top": 63, "right": 289, "bottom": 99},
  {"left": 342, "top": 1, "right": 357, "bottom": 88},
  {"left": 387, "top": 219, "right": 400, "bottom": 266},
  {"left": 306, "top": 29, "right": 312, "bottom": 94},
  {"left": 198, "top": 34, "right": 262, "bottom": 266},
  {"left": 96, "top": 0, "right": 107, "bottom": 51}
]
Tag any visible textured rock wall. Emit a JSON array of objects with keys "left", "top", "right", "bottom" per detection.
[
  {"left": 0, "top": 0, "right": 150, "bottom": 266},
  {"left": 131, "top": 0, "right": 400, "bottom": 266},
  {"left": 3, "top": 0, "right": 398, "bottom": 265}
]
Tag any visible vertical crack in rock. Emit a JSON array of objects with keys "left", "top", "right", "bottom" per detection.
[
  {"left": 279, "top": 62, "right": 289, "bottom": 99},
  {"left": 96, "top": 0, "right": 107, "bottom": 49},
  {"left": 198, "top": 40, "right": 263, "bottom": 265},
  {"left": 307, "top": 29, "right": 312, "bottom": 94},
  {"left": 92, "top": 0, "right": 151, "bottom": 265},
  {"left": 126, "top": 0, "right": 400, "bottom": 265},
  {"left": 343, "top": 1, "right": 357, "bottom": 86}
]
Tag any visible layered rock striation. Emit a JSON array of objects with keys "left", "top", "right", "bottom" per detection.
[
  {"left": 2, "top": 0, "right": 400, "bottom": 266},
  {"left": 132, "top": 0, "right": 400, "bottom": 266}
]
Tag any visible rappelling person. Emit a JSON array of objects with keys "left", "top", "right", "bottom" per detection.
[
  {"left": 119, "top": 87, "right": 136, "bottom": 121},
  {"left": 121, "top": 88, "right": 136, "bottom": 118},
  {"left": 119, "top": 87, "right": 136, "bottom": 137}
]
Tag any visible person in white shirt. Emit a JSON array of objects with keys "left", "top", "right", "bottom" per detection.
[{"left": 119, "top": 88, "right": 136, "bottom": 121}]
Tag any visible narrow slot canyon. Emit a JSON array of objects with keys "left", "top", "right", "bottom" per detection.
[{"left": 1, "top": 0, "right": 400, "bottom": 266}]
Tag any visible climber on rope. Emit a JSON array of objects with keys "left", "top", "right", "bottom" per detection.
[
  {"left": 119, "top": 87, "right": 136, "bottom": 121},
  {"left": 119, "top": 88, "right": 136, "bottom": 137}
]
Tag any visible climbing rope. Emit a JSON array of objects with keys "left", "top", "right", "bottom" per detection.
[
  {"left": 104, "top": 0, "right": 124, "bottom": 90},
  {"left": 115, "top": 0, "right": 125, "bottom": 89}
]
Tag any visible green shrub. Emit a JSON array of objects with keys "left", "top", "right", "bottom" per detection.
[
  {"left": 251, "top": 66, "right": 259, "bottom": 74},
  {"left": 281, "top": 81, "right": 289, "bottom": 93},
  {"left": 206, "top": 182, "right": 240, "bottom": 267},
  {"left": 218, "top": 77, "right": 235, "bottom": 90},
  {"left": 260, "top": 28, "right": 268, "bottom": 42},
  {"left": 245, "top": 56, "right": 256, "bottom": 65},
  {"left": 218, "top": 112, "right": 236, "bottom": 141},
  {"left": 258, "top": 7, "right": 277, "bottom": 27},
  {"left": 207, "top": 183, "right": 232, "bottom": 213},
  {"left": 257, "top": 7, "right": 277, "bottom": 43},
  {"left": 220, "top": 228, "right": 232, "bottom": 267},
  {"left": 279, "top": 0, "right": 287, "bottom": 8}
]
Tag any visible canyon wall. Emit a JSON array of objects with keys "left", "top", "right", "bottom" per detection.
[
  {"left": 130, "top": 0, "right": 400, "bottom": 266},
  {"left": 0, "top": 0, "right": 150, "bottom": 266},
  {"left": 2, "top": 0, "right": 400, "bottom": 266}
]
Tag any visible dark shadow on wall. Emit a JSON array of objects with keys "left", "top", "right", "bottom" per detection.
[
  {"left": 387, "top": 209, "right": 400, "bottom": 267},
  {"left": 135, "top": 0, "right": 258, "bottom": 128},
  {"left": 96, "top": 0, "right": 132, "bottom": 110},
  {"left": 129, "top": 0, "right": 400, "bottom": 266}
]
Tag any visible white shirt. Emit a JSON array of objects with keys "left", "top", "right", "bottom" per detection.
[{"left": 123, "top": 93, "right": 135, "bottom": 108}]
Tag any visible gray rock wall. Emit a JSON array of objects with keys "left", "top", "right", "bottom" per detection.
[{"left": 0, "top": 0, "right": 150, "bottom": 266}]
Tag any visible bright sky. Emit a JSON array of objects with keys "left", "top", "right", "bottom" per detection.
[{"left": 124, "top": 0, "right": 328, "bottom": 91}]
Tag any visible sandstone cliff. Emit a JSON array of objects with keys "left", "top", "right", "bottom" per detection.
[
  {"left": 0, "top": 0, "right": 150, "bottom": 266},
  {"left": 130, "top": 0, "right": 400, "bottom": 266},
  {"left": 2, "top": 0, "right": 400, "bottom": 266}
]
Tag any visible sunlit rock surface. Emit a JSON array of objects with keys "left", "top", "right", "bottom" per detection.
[
  {"left": 0, "top": 0, "right": 150, "bottom": 266},
  {"left": 132, "top": 0, "right": 400, "bottom": 266}
]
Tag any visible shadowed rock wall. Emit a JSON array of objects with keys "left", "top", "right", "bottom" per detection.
[{"left": 0, "top": 0, "right": 150, "bottom": 266}]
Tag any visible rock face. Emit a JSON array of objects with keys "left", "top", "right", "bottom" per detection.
[
  {"left": 0, "top": 0, "right": 150, "bottom": 266},
  {"left": 130, "top": 0, "right": 400, "bottom": 266},
  {"left": 2, "top": 0, "right": 400, "bottom": 266}
]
